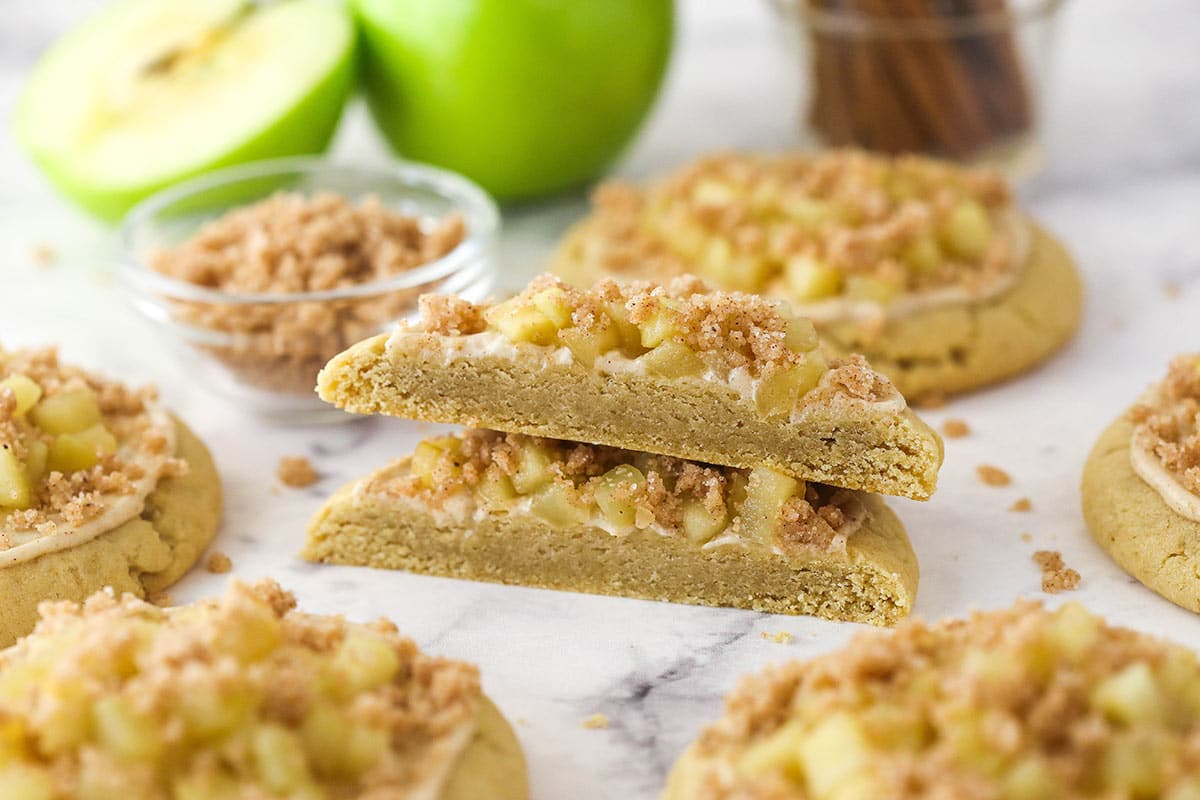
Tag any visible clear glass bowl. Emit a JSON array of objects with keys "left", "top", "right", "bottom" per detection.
[
  {"left": 772, "top": 0, "right": 1066, "bottom": 178},
  {"left": 119, "top": 157, "right": 499, "bottom": 424}
]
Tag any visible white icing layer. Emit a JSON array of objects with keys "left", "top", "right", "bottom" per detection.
[
  {"left": 1130, "top": 389, "right": 1200, "bottom": 522},
  {"left": 0, "top": 403, "right": 177, "bottom": 568}
]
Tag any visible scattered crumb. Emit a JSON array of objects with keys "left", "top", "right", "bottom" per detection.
[
  {"left": 941, "top": 418, "right": 970, "bottom": 438},
  {"left": 760, "top": 631, "right": 794, "bottom": 645},
  {"left": 1021, "top": 532, "right": 1033, "bottom": 543},
  {"left": 1034, "top": 550, "right": 1080, "bottom": 594},
  {"left": 582, "top": 713, "right": 609, "bottom": 730},
  {"left": 277, "top": 456, "right": 319, "bottom": 488},
  {"left": 205, "top": 551, "right": 233, "bottom": 574},
  {"left": 517, "top": 718, "right": 529, "bottom": 728},
  {"left": 29, "top": 242, "right": 56, "bottom": 267},
  {"left": 147, "top": 591, "right": 173, "bottom": 607},
  {"left": 976, "top": 464, "right": 1012, "bottom": 487},
  {"left": 1164, "top": 281, "right": 1183, "bottom": 300},
  {"left": 1009, "top": 497, "right": 1033, "bottom": 512}
]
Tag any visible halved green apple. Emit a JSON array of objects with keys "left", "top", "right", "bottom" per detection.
[{"left": 17, "top": 0, "right": 356, "bottom": 222}]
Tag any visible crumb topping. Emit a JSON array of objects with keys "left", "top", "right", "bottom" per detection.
[
  {"left": 205, "top": 551, "right": 232, "bottom": 574},
  {"left": 1010, "top": 497, "right": 1033, "bottom": 513},
  {"left": 688, "top": 601, "right": 1200, "bottom": 799},
  {"left": 942, "top": 418, "right": 970, "bottom": 438},
  {"left": 0, "top": 580, "right": 481, "bottom": 798},
  {"left": 277, "top": 455, "right": 319, "bottom": 489},
  {"left": 561, "top": 150, "right": 1019, "bottom": 304},
  {"left": 371, "top": 430, "right": 860, "bottom": 554},
  {"left": 148, "top": 192, "right": 466, "bottom": 395},
  {"left": 976, "top": 464, "right": 1012, "bottom": 487},
  {"left": 0, "top": 346, "right": 185, "bottom": 546},
  {"left": 1034, "top": 550, "right": 1081, "bottom": 594},
  {"left": 1130, "top": 354, "right": 1200, "bottom": 495}
]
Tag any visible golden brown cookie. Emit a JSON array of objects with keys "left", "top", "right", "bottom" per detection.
[{"left": 550, "top": 150, "right": 1083, "bottom": 403}]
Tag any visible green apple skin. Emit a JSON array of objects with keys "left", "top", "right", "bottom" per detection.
[
  {"left": 17, "top": 5, "right": 357, "bottom": 223},
  {"left": 353, "top": 0, "right": 674, "bottom": 201}
]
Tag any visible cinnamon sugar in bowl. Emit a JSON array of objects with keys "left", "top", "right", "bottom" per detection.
[{"left": 120, "top": 157, "right": 497, "bottom": 423}]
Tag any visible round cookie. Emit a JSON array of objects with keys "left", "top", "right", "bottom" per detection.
[
  {"left": 0, "top": 416, "right": 221, "bottom": 646},
  {"left": 1082, "top": 412, "right": 1200, "bottom": 612},
  {"left": 818, "top": 224, "right": 1082, "bottom": 403},
  {"left": 443, "top": 696, "right": 530, "bottom": 800}
]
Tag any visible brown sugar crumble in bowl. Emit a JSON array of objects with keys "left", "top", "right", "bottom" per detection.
[{"left": 146, "top": 192, "right": 467, "bottom": 396}]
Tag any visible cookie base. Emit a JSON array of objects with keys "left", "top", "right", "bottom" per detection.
[
  {"left": 1082, "top": 413, "right": 1200, "bottom": 612},
  {"left": 443, "top": 696, "right": 529, "bottom": 800},
  {"left": 0, "top": 417, "right": 222, "bottom": 646}
]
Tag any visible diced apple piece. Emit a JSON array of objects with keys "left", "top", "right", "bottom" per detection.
[
  {"left": 76, "top": 424, "right": 118, "bottom": 456},
  {"left": 1165, "top": 780, "right": 1200, "bottom": 800},
  {"left": 1004, "top": 757, "right": 1058, "bottom": 800},
  {"left": 529, "top": 480, "right": 589, "bottom": 526},
  {"left": 798, "top": 712, "right": 873, "bottom": 799},
  {"left": 530, "top": 287, "right": 575, "bottom": 328},
  {"left": 603, "top": 301, "right": 645, "bottom": 354},
  {"left": 710, "top": 253, "right": 773, "bottom": 293},
  {"left": 29, "top": 388, "right": 102, "bottom": 435},
  {"left": 1092, "top": 663, "right": 1165, "bottom": 725},
  {"left": 736, "top": 719, "right": 805, "bottom": 779},
  {"left": 252, "top": 724, "right": 313, "bottom": 794},
  {"left": 1047, "top": 602, "right": 1101, "bottom": 662},
  {"left": 901, "top": 234, "right": 943, "bottom": 274},
  {"left": 639, "top": 340, "right": 705, "bottom": 378},
  {"left": 302, "top": 704, "right": 387, "bottom": 779},
  {"left": 941, "top": 200, "right": 993, "bottom": 260},
  {"left": 172, "top": 771, "right": 241, "bottom": 800},
  {"left": 781, "top": 314, "right": 819, "bottom": 352},
  {"left": 638, "top": 303, "right": 684, "bottom": 348},
  {"left": 783, "top": 195, "right": 835, "bottom": 229},
  {"left": 1100, "top": 733, "right": 1168, "bottom": 798},
  {"left": 844, "top": 275, "right": 902, "bottom": 305},
  {"left": 692, "top": 179, "right": 737, "bottom": 207},
  {"left": 47, "top": 434, "right": 101, "bottom": 474},
  {"left": 512, "top": 443, "right": 554, "bottom": 495},
  {"left": 23, "top": 439, "right": 48, "bottom": 486},
  {"left": 477, "top": 466, "right": 519, "bottom": 510},
  {"left": 593, "top": 465, "right": 645, "bottom": 530},
  {"left": 738, "top": 468, "right": 799, "bottom": 545},
  {"left": 213, "top": 596, "right": 282, "bottom": 663},
  {"left": 330, "top": 632, "right": 400, "bottom": 696},
  {"left": 681, "top": 497, "right": 726, "bottom": 545},
  {"left": 93, "top": 695, "right": 163, "bottom": 762},
  {"left": 178, "top": 684, "right": 253, "bottom": 741},
  {"left": 0, "top": 375, "right": 42, "bottom": 418},
  {"left": 0, "top": 445, "right": 33, "bottom": 509},
  {"left": 754, "top": 353, "right": 828, "bottom": 418},
  {"left": 411, "top": 440, "right": 448, "bottom": 488},
  {"left": 0, "top": 764, "right": 56, "bottom": 800},
  {"left": 559, "top": 324, "right": 622, "bottom": 369},
  {"left": 784, "top": 256, "right": 842, "bottom": 301},
  {"left": 484, "top": 298, "right": 558, "bottom": 346}
]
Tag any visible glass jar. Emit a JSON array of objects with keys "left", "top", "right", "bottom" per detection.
[{"left": 773, "top": 0, "right": 1066, "bottom": 177}]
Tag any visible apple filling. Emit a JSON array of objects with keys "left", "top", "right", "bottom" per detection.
[
  {"left": 0, "top": 580, "right": 482, "bottom": 800},
  {"left": 687, "top": 602, "right": 1200, "bottom": 800},
  {"left": 1129, "top": 353, "right": 1200, "bottom": 521},
  {"left": 407, "top": 274, "right": 868, "bottom": 419},
  {"left": 0, "top": 346, "right": 184, "bottom": 564},
  {"left": 562, "top": 150, "right": 1026, "bottom": 315},
  {"left": 375, "top": 430, "right": 861, "bottom": 554}
]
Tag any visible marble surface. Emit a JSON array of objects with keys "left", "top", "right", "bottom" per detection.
[{"left": 3, "top": 2, "right": 1200, "bottom": 797}]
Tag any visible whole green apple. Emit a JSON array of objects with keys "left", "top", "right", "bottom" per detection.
[
  {"left": 17, "top": 0, "right": 356, "bottom": 222},
  {"left": 354, "top": 0, "right": 674, "bottom": 201}
]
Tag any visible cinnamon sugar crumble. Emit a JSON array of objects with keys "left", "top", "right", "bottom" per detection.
[
  {"left": 942, "top": 418, "right": 970, "bottom": 438},
  {"left": 0, "top": 346, "right": 182, "bottom": 540},
  {"left": 0, "top": 581, "right": 481, "bottom": 797},
  {"left": 690, "top": 601, "right": 1200, "bottom": 799},
  {"left": 1130, "top": 354, "right": 1200, "bottom": 494},
  {"left": 376, "top": 430, "right": 856, "bottom": 552},
  {"left": 976, "top": 464, "right": 1012, "bottom": 487},
  {"left": 277, "top": 455, "right": 319, "bottom": 488},
  {"left": 1010, "top": 497, "right": 1033, "bottom": 512},
  {"left": 205, "top": 550, "right": 233, "bottom": 574},
  {"left": 1034, "top": 550, "right": 1081, "bottom": 594},
  {"left": 761, "top": 631, "right": 794, "bottom": 645},
  {"left": 149, "top": 192, "right": 467, "bottom": 395},
  {"left": 558, "top": 150, "right": 1018, "bottom": 299}
]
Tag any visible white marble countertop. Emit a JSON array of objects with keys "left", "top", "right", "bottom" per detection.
[{"left": 2, "top": 2, "right": 1200, "bottom": 797}]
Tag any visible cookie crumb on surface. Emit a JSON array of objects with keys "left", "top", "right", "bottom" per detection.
[
  {"left": 1009, "top": 497, "right": 1032, "bottom": 512},
  {"left": 1021, "top": 532, "right": 1033, "bottom": 543},
  {"left": 760, "top": 631, "right": 794, "bottom": 644},
  {"left": 1034, "top": 550, "right": 1080, "bottom": 594},
  {"left": 942, "top": 418, "right": 970, "bottom": 438},
  {"left": 1164, "top": 281, "right": 1183, "bottom": 300},
  {"left": 277, "top": 455, "right": 319, "bottom": 488},
  {"left": 582, "top": 713, "right": 609, "bottom": 730},
  {"left": 976, "top": 464, "right": 1012, "bottom": 487},
  {"left": 147, "top": 591, "right": 173, "bottom": 607},
  {"left": 205, "top": 551, "right": 233, "bottom": 574},
  {"left": 29, "top": 242, "right": 56, "bottom": 267}
]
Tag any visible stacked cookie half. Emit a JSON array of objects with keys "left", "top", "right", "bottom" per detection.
[{"left": 304, "top": 274, "right": 943, "bottom": 625}]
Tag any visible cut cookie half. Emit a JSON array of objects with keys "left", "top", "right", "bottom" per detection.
[
  {"left": 303, "top": 430, "right": 918, "bottom": 625},
  {"left": 317, "top": 275, "right": 942, "bottom": 500}
]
